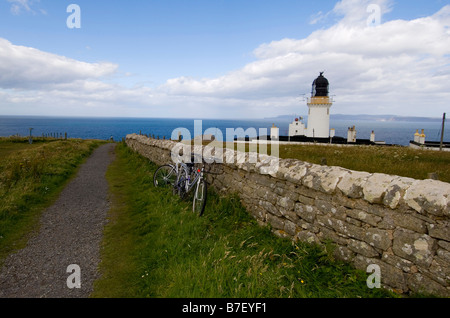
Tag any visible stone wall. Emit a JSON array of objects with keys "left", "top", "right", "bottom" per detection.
[{"left": 126, "top": 133, "right": 450, "bottom": 297}]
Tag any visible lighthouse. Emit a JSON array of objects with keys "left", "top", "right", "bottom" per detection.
[{"left": 306, "top": 72, "right": 333, "bottom": 138}]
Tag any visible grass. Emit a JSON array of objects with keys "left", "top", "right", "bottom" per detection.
[
  {"left": 92, "top": 142, "right": 397, "bottom": 298},
  {"left": 278, "top": 144, "right": 450, "bottom": 183},
  {"left": 0, "top": 137, "right": 105, "bottom": 263}
]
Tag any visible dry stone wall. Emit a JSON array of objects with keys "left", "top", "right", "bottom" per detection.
[{"left": 126, "top": 133, "right": 450, "bottom": 296}]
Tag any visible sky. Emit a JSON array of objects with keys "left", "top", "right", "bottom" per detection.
[{"left": 0, "top": 0, "right": 449, "bottom": 119}]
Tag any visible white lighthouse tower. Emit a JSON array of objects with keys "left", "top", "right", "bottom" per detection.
[{"left": 306, "top": 72, "right": 333, "bottom": 138}]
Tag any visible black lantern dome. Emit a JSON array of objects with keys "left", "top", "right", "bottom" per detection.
[{"left": 311, "top": 72, "right": 329, "bottom": 97}]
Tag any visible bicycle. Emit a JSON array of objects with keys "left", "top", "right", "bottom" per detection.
[
  {"left": 153, "top": 154, "right": 208, "bottom": 216},
  {"left": 174, "top": 154, "right": 208, "bottom": 216},
  {"left": 153, "top": 154, "right": 197, "bottom": 190}
]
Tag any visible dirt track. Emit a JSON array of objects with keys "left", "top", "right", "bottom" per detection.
[{"left": 0, "top": 143, "right": 116, "bottom": 298}]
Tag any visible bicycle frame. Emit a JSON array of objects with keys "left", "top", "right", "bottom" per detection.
[{"left": 178, "top": 162, "right": 203, "bottom": 194}]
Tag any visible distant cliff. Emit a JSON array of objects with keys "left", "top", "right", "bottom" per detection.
[{"left": 267, "top": 114, "right": 444, "bottom": 122}]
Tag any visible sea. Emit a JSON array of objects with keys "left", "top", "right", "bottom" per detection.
[{"left": 0, "top": 115, "right": 448, "bottom": 146}]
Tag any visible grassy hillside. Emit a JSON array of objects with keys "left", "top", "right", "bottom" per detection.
[{"left": 0, "top": 137, "right": 105, "bottom": 262}]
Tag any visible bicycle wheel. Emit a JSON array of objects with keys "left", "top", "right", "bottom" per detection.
[
  {"left": 193, "top": 179, "right": 207, "bottom": 216},
  {"left": 153, "top": 165, "right": 176, "bottom": 188}
]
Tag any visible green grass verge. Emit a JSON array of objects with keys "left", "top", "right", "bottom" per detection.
[
  {"left": 0, "top": 138, "right": 106, "bottom": 263},
  {"left": 93, "top": 143, "right": 397, "bottom": 298},
  {"left": 278, "top": 144, "right": 450, "bottom": 183}
]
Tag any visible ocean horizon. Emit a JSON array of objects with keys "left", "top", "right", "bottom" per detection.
[{"left": 0, "top": 115, "right": 448, "bottom": 146}]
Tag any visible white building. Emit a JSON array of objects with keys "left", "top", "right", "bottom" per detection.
[
  {"left": 347, "top": 126, "right": 357, "bottom": 143},
  {"left": 285, "top": 73, "right": 386, "bottom": 145},
  {"left": 412, "top": 129, "right": 426, "bottom": 144},
  {"left": 270, "top": 124, "right": 279, "bottom": 140},
  {"left": 289, "top": 117, "right": 306, "bottom": 136},
  {"left": 289, "top": 72, "right": 334, "bottom": 139}
]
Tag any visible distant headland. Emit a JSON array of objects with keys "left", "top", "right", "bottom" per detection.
[{"left": 266, "top": 114, "right": 444, "bottom": 123}]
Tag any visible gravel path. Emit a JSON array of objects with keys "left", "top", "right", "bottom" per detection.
[{"left": 0, "top": 143, "right": 116, "bottom": 298}]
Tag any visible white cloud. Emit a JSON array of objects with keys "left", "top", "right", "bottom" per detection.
[
  {"left": 1, "top": 0, "right": 450, "bottom": 118},
  {"left": 0, "top": 38, "right": 118, "bottom": 90},
  {"left": 332, "top": 0, "right": 393, "bottom": 26},
  {"left": 309, "top": 11, "right": 329, "bottom": 25},
  {"left": 7, "top": 0, "right": 40, "bottom": 15},
  {"left": 158, "top": 1, "right": 450, "bottom": 117}
]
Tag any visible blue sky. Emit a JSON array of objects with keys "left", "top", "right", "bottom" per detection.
[
  {"left": 0, "top": 0, "right": 449, "bottom": 118},
  {"left": 0, "top": 1, "right": 334, "bottom": 85}
]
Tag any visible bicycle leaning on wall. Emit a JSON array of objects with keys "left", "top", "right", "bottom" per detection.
[{"left": 153, "top": 153, "right": 208, "bottom": 216}]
